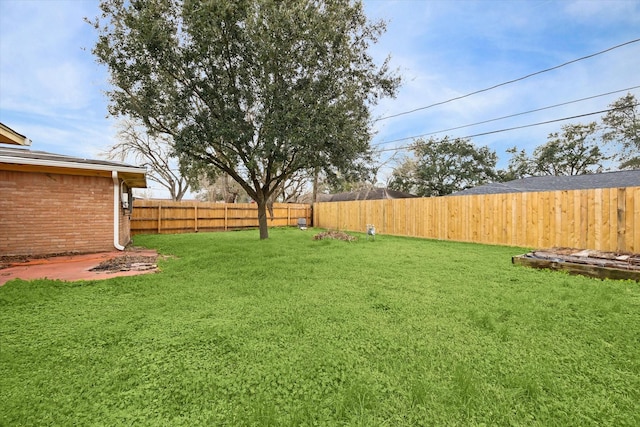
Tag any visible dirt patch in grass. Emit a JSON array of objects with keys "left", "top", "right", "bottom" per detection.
[{"left": 313, "top": 230, "right": 357, "bottom": 242}]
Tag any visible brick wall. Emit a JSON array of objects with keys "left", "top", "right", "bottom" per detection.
[{"left": 0, "top": 170, "right": 130, "bottom": 256}]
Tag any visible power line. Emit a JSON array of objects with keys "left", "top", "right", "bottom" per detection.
[
  {"left": 375, "top": 38, "right": 640, "bottom": 122},
  {"left": 372, "top": 85, "right": 640, "bottom": 147},
  {"left": 375, "top": 104, "right": 639, "bottom": 153}
]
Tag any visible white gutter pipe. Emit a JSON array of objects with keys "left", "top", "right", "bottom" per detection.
[{"left": 112, "top": 171, "right": 125, "bottom": 251}]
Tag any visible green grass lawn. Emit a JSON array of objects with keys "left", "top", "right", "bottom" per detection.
[{"left": 1, "top": 228, "right": 639, "bottom": 426}]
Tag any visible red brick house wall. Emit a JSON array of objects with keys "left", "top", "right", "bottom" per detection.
[{"left": 0, "top": 170, "right": 131, "bottom": 256}]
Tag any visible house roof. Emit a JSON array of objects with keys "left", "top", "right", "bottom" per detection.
[
  {"left": 452, "top": 170, "right": 640, "bottom": 196},
  {"left": 297, "top": 188, "right": 417, "bottom": 203},
  {"left": 323, "top": 188, "right": 418, "bottom": 202},
  {"left": 0, "top": 146, "right": 147, "bottom": 188},
  {"left": 0, "top": 122, "right": 31, "bottom": 146}
]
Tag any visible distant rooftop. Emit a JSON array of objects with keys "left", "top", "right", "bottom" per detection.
[
  {"left": 299, "top": 188, "right": 417, "bottom": 203},
  {"left": 328, "top": 188, "right": 418, "bottom": 202},
  {"left": 452, "top": 170, "right": 640, "bottom": 196}
]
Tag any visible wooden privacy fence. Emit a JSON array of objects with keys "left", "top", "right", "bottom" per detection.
[
  {"left": 131, "top": 200, "right": 312, "bottom": 235},
  {"left": 313, "top": 187, "right": 640, "bottom": 253}
]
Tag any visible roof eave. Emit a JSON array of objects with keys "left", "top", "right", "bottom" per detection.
[
  {"left": 0, "top": 123, "right": 31, "bottom": 146},
  {"left": 0, "top": 155, "right": 147, "bottom": 188}
]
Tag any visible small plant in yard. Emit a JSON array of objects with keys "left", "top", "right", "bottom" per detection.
[{"left": 1, "top": 228, "right": 639, "bottom": 426}]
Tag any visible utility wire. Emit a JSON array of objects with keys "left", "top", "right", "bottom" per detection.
[
  {"left": 375, "top": 38, "right": 640, "bottom": 122},
  {"left": 372, "top": 85, "right": 640, "bottom": 147},
  {"left": 375, "top": 104, "right": 639, "bottom": 153}
]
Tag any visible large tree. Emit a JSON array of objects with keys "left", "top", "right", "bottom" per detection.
[
  {"left": 90, "top": 0, "right": 399, "bottom": 238},
  {"left": 602, "top": 93, "right": 640, "bottom": 169},
  {"left": 533, "top": 122, "right": 606, "bottom": 176},
  {"left": 389, "top": 136, "right": 498, "bottom": 197}
]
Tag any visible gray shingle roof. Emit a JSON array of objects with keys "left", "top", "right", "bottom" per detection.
[
  {"left": 452, "top": 170, "right": 640, "bottom": 196},
  {"left": 299, "top": 188, "right": 417, "bottom": 203},
  {"left": 326, "top": 188, "right": 418, "bottom": 201}
]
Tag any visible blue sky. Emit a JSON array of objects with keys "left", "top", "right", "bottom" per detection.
[{"left": 1, "top": 0, "right": 639, "bottom": 196}]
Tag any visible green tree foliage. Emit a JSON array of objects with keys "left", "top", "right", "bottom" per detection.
[
  {"left": 89, "top": 0, "right": 399, "bottom": 238},
  {"left": 389, "top": 136, "right": 498, "bottom": 196},
  {"left": 602, "top": 93, "right": 640, "bottom": 169},
  {"left": 498, "top": 146, "right": 534, "bottom": 182},
  {"left": 321, "top": 166, "right": 376, "bottom": 194},
  {"left": 386, "top": 157, "right": 417, "bottom": 194},
  {"left": 503, "top": 122, "right": 607, "bottom": 179},
  {"left": 533, "top": 122, "right": 606, "bottom": 176}
]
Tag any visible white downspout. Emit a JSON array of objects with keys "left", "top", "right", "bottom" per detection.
[{"left": 112, "top": 171, "right": 125, "bottom": 251}]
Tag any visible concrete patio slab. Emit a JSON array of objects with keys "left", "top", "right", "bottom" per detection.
[{"left": 0, "top": 249, "right": 159, "bottom": 285}]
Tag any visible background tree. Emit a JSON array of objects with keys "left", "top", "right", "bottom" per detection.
[
  {"left": 498, "top": 146, "right": 534, "bottom": 181},
  {"left": 324, "top": 150, "right": 397, "bottom": 193},
  {"left": 389, "top": 136, "right": 498, "bottom": 197},
  {"left": 107, "top": 120, "right": 198, "bottom": 201},
  {"left": 532, "top": 122, "right": 606, "bottom": 175},
  {"left": 90, "top": 0, "right": 399, "bottom": 239},
  {"left": 196, "top": 173, "right": 248, "bottom": 203},
  {"left": 273, "top": 169, "right": 314, "bottom": 202},
  {"left": 322, "top": 164, "right": 377, "bottom": 194},
  {"left": 387, "top": 157, "right": 418, "bottom": 194},
  {"left": 602, "top": 93, "right": 640, "bottom": 169}
]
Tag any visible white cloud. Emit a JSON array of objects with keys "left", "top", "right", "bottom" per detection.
[{"left": 564, "top": 0, "right": 640, "bottom": 22}]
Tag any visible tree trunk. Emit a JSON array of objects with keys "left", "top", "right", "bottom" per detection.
[
  {"left": 312, "top": 166, "right": 319, "bottom": 203},
  {"left": 256, "top": 200, "right": 269, "bottom": 239}
]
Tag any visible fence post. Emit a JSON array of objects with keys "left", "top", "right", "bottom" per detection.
[
  {"left": 617, "top": 188, "right": 626, "bottom": 252},
  {"left": 287, "top": 205, "right": 291, "bottom": 226},
  {"left": 312, "top": 204, "right": 316, "bottom": 227},
  {"left": 157, "top": 204, "right": 162, "bottom": 234},
  {"left": 194, "top": 205, "right": 198, "bottom": 232},
  {"left": 224, "top": 204, "right": 228, "bottom": 231}
]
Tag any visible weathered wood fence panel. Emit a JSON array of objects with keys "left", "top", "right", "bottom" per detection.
[
  {"left": 313, "top": 187, "right": 640, "bottom": 252},
  {"left": 131, "top": 200, "right": 312, "bottom": 235}
]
